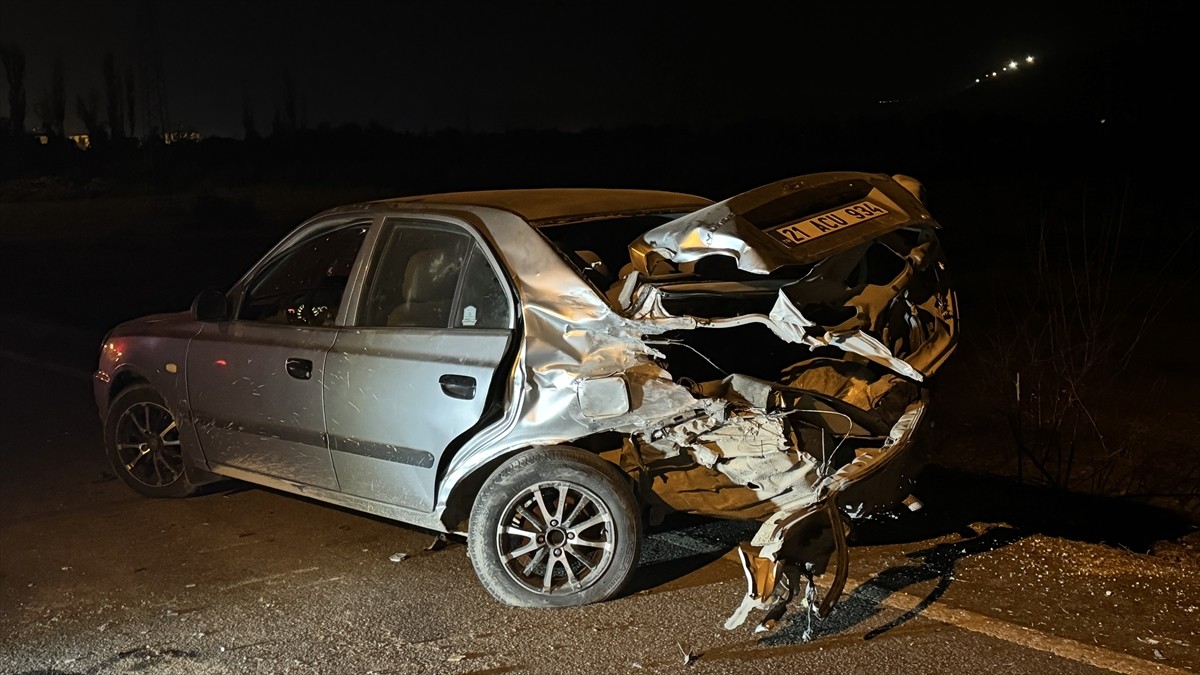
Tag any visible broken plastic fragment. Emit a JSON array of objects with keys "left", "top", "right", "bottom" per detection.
[
  {"left": 723, "top": 546, "right": 781, "bottom": 630},
  {"left": 676, "top": 642, "right": 699, "bottom": 666}
]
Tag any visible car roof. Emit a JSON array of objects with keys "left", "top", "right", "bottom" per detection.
[{"left": 361, "top": 188, "right": 713, "bottom": 226}]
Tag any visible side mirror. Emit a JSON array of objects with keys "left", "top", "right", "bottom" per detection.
[{"left": 191, "top": 288, "right": 231, "bottom": 322}]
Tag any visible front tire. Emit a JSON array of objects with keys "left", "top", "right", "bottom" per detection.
[
  {"left": 467, "top": 447, "right": 641, "bottom": 607},
  {"left": 104, "top": 384, "right": 196, "bottom": 498}
]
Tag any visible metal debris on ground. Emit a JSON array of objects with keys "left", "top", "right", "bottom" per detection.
[
  {"left": 677, "top": 642, "right": 699, "bottom": 666},
  {"left": 388, "top": 552, "right": 407, "bottom": 563}
]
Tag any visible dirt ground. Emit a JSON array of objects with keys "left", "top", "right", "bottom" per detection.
[{"left": 2, "top": 357, "right": 1198, "bottom": 674}]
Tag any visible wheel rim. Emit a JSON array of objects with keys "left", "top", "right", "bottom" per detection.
[
  {"left": 495, "top": 480, "right": 617, "bottom": 596},
  {"left": 113, "top": 401, "right": 184, "bottom": 488}
]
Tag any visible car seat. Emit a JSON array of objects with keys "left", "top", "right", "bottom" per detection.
[{"left": 387, "top": 248, "right": 461, "bottom": 327}]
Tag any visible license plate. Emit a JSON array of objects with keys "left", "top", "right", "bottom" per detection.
[{"left": 768, "top": 200, "right": 890, "bottom": 247}]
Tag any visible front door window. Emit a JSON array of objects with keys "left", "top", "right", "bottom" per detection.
[{"left": 239, "top": 224, "right": 369, "bottom": 326}]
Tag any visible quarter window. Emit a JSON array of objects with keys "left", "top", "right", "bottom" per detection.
[{"left": 455, "top": 246, "right": 511, "bottom": 329}]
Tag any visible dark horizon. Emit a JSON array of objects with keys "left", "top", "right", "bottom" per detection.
[{"left": 0, "top": 0, "right": 1179, "bottom": 138}]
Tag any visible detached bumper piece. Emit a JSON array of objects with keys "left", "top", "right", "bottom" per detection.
[{"left": 723, "top": 402, "right": 926, "bottom": 635}]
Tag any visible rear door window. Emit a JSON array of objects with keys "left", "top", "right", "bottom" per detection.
[{"left": 356, "top": 219, "right": 512, "bottom": 330}]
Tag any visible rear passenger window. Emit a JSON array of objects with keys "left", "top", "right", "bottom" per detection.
[
  {"left": 358, "top": 224, "right": 469, "bottom": 328},
  {"left": 356, "top": 219, "right": 512, "bottom": 330}
]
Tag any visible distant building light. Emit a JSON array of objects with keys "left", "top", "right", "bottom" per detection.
[
  {"left": 1026, "top": 55, "right": 1035, "bottom": 64},
  {"left": 163, "top": 129, "right": 202, "bottom": 144},
  {"left": 992, "top": 71, "right": 998, "bottom": 77},
  {"left": 975, "top": 78, "right": 980, "bottom": 83}
]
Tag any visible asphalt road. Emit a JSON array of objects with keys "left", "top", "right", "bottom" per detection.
[{"left": 2, "top": 338, "right": 1198, "bottom": 674}]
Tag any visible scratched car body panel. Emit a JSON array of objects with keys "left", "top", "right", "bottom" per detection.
[{"left": 95, "top": 173, "right": 958, "bottom": 632}]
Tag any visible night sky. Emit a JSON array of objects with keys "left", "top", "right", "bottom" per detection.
[{"left": 0, "top": 1, "right": 1176, "bottom": 137}]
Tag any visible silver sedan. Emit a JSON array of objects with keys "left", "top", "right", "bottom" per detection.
[{"left": 95, "top": 173, "right": 957, "bottom": 632}]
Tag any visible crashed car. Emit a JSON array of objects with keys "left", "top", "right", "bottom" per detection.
[{"left": 94, "top": 173, "right": 957, "bottom": 631}]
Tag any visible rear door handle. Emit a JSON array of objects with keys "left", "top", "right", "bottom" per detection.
[
  {"left": 286, "top": 357, "right": 313, "bottom": 380},
  {"left": 439, "top": 374, "right": 476, "bottom": 400}
]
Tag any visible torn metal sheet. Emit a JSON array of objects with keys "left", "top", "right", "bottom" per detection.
[
  {"left": 594, "top": 174, "right": 954, "bottom": 632},
  {"left": 391, "top": 175, "right": 953, "bottom": 630}
]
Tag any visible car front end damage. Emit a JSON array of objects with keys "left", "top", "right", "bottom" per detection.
[{"left": 522, "top": 172, "right": 957, "bottom": 632}]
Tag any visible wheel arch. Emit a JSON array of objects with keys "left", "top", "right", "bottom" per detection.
[
  {"left": 107, "top": 368, "right": 151, "bottom": 406},
  {"left": 439, "top": 436, "right": 633, "bottom": 533},
  {"left": 102, "top": 366, "right": 216, "bottom": 485}
]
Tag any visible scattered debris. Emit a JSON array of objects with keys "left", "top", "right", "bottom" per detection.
[
  {"left": 1154, "top": 649, "right": 1166, "bottom": 660},
  {"left": 446, "top": 654, "right": 467, "bottom": 663},
  {"left": 388, "top": 553, "right": 408, "bottom": 563},
  {"left": 426, "top": 534, "right": 449, "bottom": 552}
]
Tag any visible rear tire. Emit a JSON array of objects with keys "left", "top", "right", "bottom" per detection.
[
  {"left": 467, "top": 447, "right": 641, "bottom": 607},
  {"left": 104, "top": 384, "right": 196, "bottom": 498}
]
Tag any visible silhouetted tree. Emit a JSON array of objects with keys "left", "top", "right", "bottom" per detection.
[
  {"left": 272, "top": 70, "right": 298, "bottom": 136},
  {"left": 49, "top": 56, "right": 64, "bottom": 136},
  {"left": 242, "top": 93, "right": 259, "bottom": 141},
  {"left": 34, "top": 55, "right": 65, "bottom": 137},
  {"left": 136, "top": 0, "right": 169, "bottom": 138},
  {"left": 76, "top": 89, "right": 105, "bottom": 145},
  {"left": 0, "top": 44, "right": 27, "bottom": 133},
  {"left": 103, "top": 52, "right": 124, "bottom": 139},
  {"left": 124, "top": 65, "right": 137, "bottom": 138}
]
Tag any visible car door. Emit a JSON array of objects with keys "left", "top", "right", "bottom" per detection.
[
  {"left": 324, "top": 217, "right": 514, "bottom": 511},
  {"left": 186, "top": 220, "right": 372, "bottom": 489}
]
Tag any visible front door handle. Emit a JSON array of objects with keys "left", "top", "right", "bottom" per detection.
[
  {"left": 286, "top": 357, "right": 313, "bottom": 380},
  {"left": 439, "top": 374, "right": 476, "bottom": 400}
]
